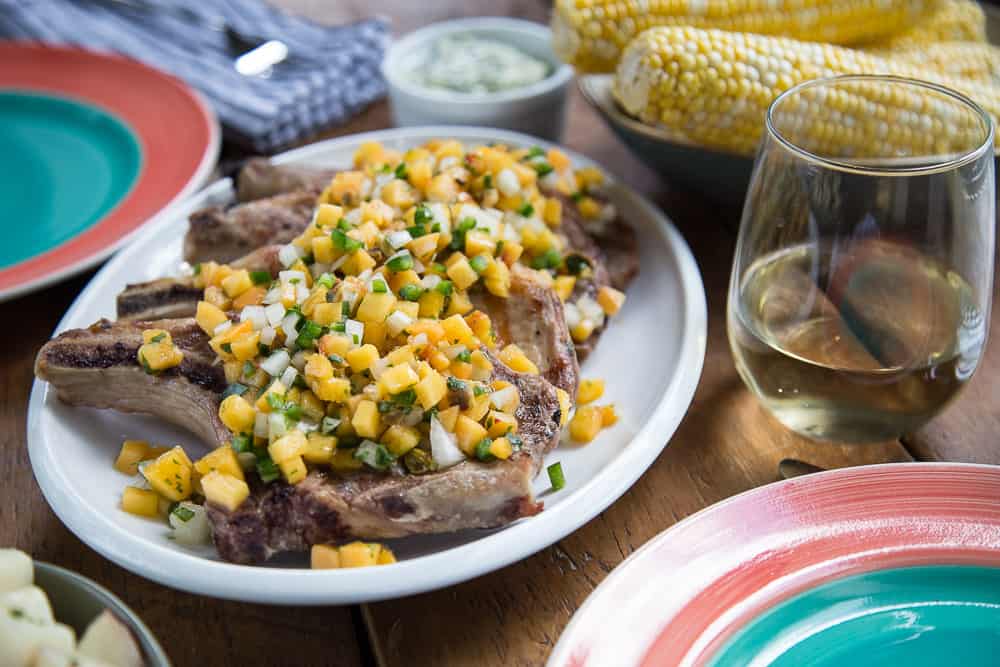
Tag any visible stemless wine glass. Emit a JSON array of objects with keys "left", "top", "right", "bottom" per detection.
[{"left": 727, "top": 75, "right": 995, "bottom": 443}]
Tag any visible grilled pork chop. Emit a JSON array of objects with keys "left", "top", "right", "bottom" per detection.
[
  {"left": 236, "top": 157, "right": 332, "bottom": 202},
  {"left": 117, "top": 246, "right": 284, "bottom": 321},
  {"left": 35, "top": 320, "right": 562, "bottom": 565},
  {"left": 184, "top": 191, "right": 316, "bottom": 265}
]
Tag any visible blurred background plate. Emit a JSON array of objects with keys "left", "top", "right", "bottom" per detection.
[
  {"left": 0, "top": 43, "right": 219, "bottom": 302},
  {"left": 579, "top": 3, "right": 1000, "bottom": 204},
  {"left": 549, "top": 463, "right": 1000, "bottom": 667}
]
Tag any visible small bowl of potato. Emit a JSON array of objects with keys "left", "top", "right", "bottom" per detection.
[{"left": 1, "top": 549, "right": 170, "bottom": 666}]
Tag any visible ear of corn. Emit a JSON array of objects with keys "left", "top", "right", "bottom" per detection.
[
  {"left": 552, "top": 0, "right": 934, "bottom": 73},
  {"left": 861, "top": 0, "right": 985, "bottom": 50},
  {"left": 873, "top": 42, "right": 1000, "bottom": 84},
  {"left": 613, "top": 26, "right": 999, "bottom": 158}
]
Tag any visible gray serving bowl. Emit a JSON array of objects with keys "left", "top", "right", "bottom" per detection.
[{"left": 34, "top": 561, "right": 171, "bottom": 667}]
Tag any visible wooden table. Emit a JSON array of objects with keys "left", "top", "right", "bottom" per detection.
[{"left": 2, "top": 3, "right": 997, "bottom": 665}]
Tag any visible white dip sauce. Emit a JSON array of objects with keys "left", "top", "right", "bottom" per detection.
[{"left": 409, "top": 35, "right": 552, "bottom": 94}]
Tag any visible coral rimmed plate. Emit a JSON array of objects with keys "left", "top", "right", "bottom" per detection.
[
  {"left": 0, "top": 42, "right": 218, "bottom": 301},
  {"left": 549, "top": 463, "right": 1000, "bottom": 666}
]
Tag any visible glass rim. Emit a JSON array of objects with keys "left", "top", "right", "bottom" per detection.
[{"left": 765, "top": 74, "right": 995, "bottom": 176}]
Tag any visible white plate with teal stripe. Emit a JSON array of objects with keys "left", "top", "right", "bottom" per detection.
[{"left": 27, "top": 126, "right": 707, "bottom": 604}]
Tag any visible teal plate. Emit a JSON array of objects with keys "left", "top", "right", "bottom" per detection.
[
  {"left": 708, "top": 565, "right": 1000, "bottom": 667},
  {"left": 0, "top": 91, "right": 143, "bottom": 269}
]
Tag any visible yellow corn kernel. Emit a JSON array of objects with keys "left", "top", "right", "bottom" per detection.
[
  {"left": 377, "top": 546, "right": 397, "bottom": 565},
  {"left": 418, "top": 289, "right": 446, "bottom": 318},
  {"left": 414, "top": 371, "right": 447, "bottom": 409},
  {"left": 398, "top": 301, "right": 421, "bottom": 321},
  {"left": 312, "top": 302, "right": 341, "bottom": 326},
  {"left": 571, "top": 319, "right": 596, "bottom": 343},
  {"left": 314, "top": 203, "right": 344, "bottom": 228},
  {"left": 353, "top": 221, "right": 381, "bottom": 248},
  {"left": 406, "top": 232, "right": 440, "bottom": 261},
  {"left": 269, "top": 431, "right": 306, "bottom": 464},
  {"left": 221, "top": 269, "right": 253, "bottom": 298},
  {"left": 311, "top": 544, "right": 341, "bottom": 569},
  {"left": 351, "top": 400, "right": 382, "bottom": 439},
  {"left": 555, "top": 388, "right": 572, "bottom": 428},
  {"left": 570, "top": 405, "right": 604, "bottom": 443},
  {"left": 547, "top": 148, "right": 571, "bottom": 171},
  {"left": 465, "top": 230, "right": 495, "bottom": 257},
  {"left": 203, "top": 285, "right": 231, "bottom": 311},
  {"left": 356, "top": 292, "right": 397, "bottom": 323},
  {"left": 311, "top": 376, "right": 352, "bottom": 403},
  {"left": 463, "top": 393, "right": 492, "bottom": 423},
  {"left": 454, "top": 415, "right": 488, "bottom": 455},
  {"left": 381, "top": 179, "right": 417, "bottom": 209},
  {"left": 303, "top": 433, "right": 337, "bottom": 464},
  {"left": 338, "top": 541, "right": 379, "bottom": 568},
  {"left": 219, "top": 394, "right": 255, "bottom": 433},
  {"left": 121, "top": 487, "right": 159, "bottom": 518},
  {"left": 229, "top": 331, "right": 261, "bottom": 362},
  {"left": 600, "top": 404, "right": 619, "bottom": 427},
  {"left": 318, "top": 334, "right": 353, "bottom": 358},
  {"left": 114, "top": 440, "right": 150, "bottom": 475},
  {"left": 201, "top": 471, "right": 249, "bottom": 511},
  {"left": 429, "top": 349, "right": 451, "bottom": 372},
  {"left": 489, "top": 437, "right": 513, "bottom": 460},
  {"left": 484, "top": 261, "right": 511, "bottom": 298},
  {"left": 408, "top": 160, "right": 433, "bottom": 191},
  {"left": 195, "top": 301, "right": 228, "bottom": 335},
  {"left": 434, "top": 139, "right": 464, "bottom": 160},
  {"left": 446, "top": 257, "right": 479, "bottom": 291},
  {"left": 437, "top": 405, "right": 460, "bottom": 431},
  {"left": 305, "top": 353, "right": 334, "bottom": 380},
  {"left": 578, "top": 378, "right": 605, "bottom": 405},
  {"left": 208, "top": 320, "right": 252, "bottom": 359},
  {"left": 363, "top": 320, "right": 387, "bottom": 349},
  {"left": 450, "top": 360, "right": 473, "bottom": 380},
  {"left": 554, "top": 276, "right": 576, "bottom": 301},
  {"left": 441, "top": 314, "right": 476, "bottom": 347},
  {"left": 354, "top": 141, "right": 384, "bottom": 167},
  {"left": 311, "top": 235, "right": 337, "bottom": 263},
  {"left": 345, "top": 344, "right": 380, "bottom": 373},
  {"left": 233, "top": 285, "right": 266, "bottom": 310},
  {"left": 469, "top": 351, "right": 493, "bottom": 377},
  {"left": 487, "top": 410, "right": 518, "bottom": 438},
  {"left": 328, "top": 171, "right": 368, "bottom": 206},
  {"left": 299, "top": 390, "right": 324, "bottom": 421},
  {"left": 382, "top": 425, "right": 422, "bottom": 456},
  {"left": 195, "top": 445, "right": 245, "bottom": 482},
  {"left": 330, "top": 448, "right": 364, "bottom": 472},
  {"left": 385, "top": 344, "right": 415, "bottom": 366},
  {"left": 597, "top": 286, "right": 626, "bottom": 316},
  {"left": 498, "top": 344, "right": 539, "bottom": 374},
  {"left": 447, "top": 289, "right": 475, "bottom": 316},
  {"left": 388, "top": 269, "right": 421, "bottom": 293},
  {"left": 380, "top": 364, "right": 420, "bottom": 395},
  {"left": 142, "top": 446, "right": 193, "bottom": 501},
  {"left": 426, "top": 173, "right": 460, "bottom": 203},
  {"left": 279, "top": 455, "right": 308, "bottom": 484},
  {"left": 464, "top": 311, "right": 493, "bottom": 345},
  {"left": 137, "top": 339, "right": 184, "bottom": 372},
  {"left": 501, "top": 240, "right": 524, "bottom": 266},
  {"left": 341, "top": 249, "right": 377, "bottom": 275},
  {"left": 254, "top": 381, "right": 287, "bottom": 413}
]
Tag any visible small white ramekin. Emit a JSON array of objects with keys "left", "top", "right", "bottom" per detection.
[{"left": 382, "top": 17, "right": 574, "bottom": 141}]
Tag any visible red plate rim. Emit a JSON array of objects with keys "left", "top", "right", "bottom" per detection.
[
  {"left": 549, "top": 462, "right": 1000, "bottom": 667},
  {"left": 0, "top": 41, "right": 219, "bottom": 301}
]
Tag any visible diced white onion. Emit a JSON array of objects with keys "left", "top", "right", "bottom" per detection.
[
  {"left": 294, "top": 284, "right": 309, "bottom": 304},
  {"left": 427, "top": 202, "right": 451, "bottom": 232},
  {"left": 345, "top": 319, "right": 364, "bottom": 344},
  {"left": 280, "top": 366, "right": 298, "bottom": 388},
  {"left": 491, "top": 386, "right": 518, "bottom": 411},
  {"left": 421, "top": 274, "right": 442, "bottom": 289},
  {"left": 280, "top": 312, "right": 300, "bottom": 339},
  {"left": 412, "top": 258, "right": 425, "bottom": 273},
  {"left": 541, "top": 170, "right": 560, "bottom": 189},
  {"left": 443, "top": 344, "right": 467, "bottom": 360},
  {"left": 260, "top": 325, "right": 276, "bottom": 345},
  {"left": 431, "top": 417, "right": 465, "bottom": 468},
  {"left": 345, "top": 208, "right": 363, "bottom": 225},
  {"left": 296, "top": 420, "right": 319, "bottom": 433},
  {"left": 278, "top": 244, "right": 302, "bottom": 268},
  {"left": 263, "top": 286, "right": 282, "bottom": 305},
  {"left": 411, "top": 333, "right": 428, "bottom": 348},
  {"left": 291, "top": 350, "right": 308, "bottom": 371},
  {"left": 438, "top": 155, "right": 459, "bottom": 170},
  {"left": 279, "top": 269, "right": 306, "bottom": 286},
  {"left": 387, "top": 230, "right": 413, "bottom": 249},
  {"left": 357, "top": 268, "right": 373, "bottom": 283},
  {"left": 254, "top": 412, "right": 269, "bottom": 438},
  {"left": 386, "top": 310, "right": 413, "bottom": 337},
  {"left": 370, "top": 357, "right": 390, "bottom": 380},
  {"left": 268, "top": 412, "right": 287, "bottom": 441},
  {"left": 212, "top": 320, "right": 232, "bottom": 336},
  {"left": 564, "top": 302, "right": 582, "bottom": 329},
  {"left": 261, "top": 349, "right": 290, "bottom": 377},
  {"left": 311, "top": 262, "right": 330, "bottom": 278},
  {"left": 496, "top": 168, "right": 520, "bottom": 197},
  {"left": 265, "top": 302, "right": 286, "bottom": 326},
  {"left": 329, "top": 253, "right": 350, "bottom": 272},
  {"left": 578, "top": 295, "right": 606, "bottom": 327},
  {"left": 240, "top": 305, "right": 267, "bottom": 330},
  {"left": 169, "top": 502, "right": 211, "bottom": 545},
  {"left": 321, "top": 416, "right": 341, "bottom": 434}
]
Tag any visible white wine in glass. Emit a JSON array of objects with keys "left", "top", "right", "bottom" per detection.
[{"left": 728, "top": 76, "right": 995, "bottom": 443}]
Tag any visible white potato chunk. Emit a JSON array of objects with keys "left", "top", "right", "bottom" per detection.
[
  {"left": 78, "top": 611, "right": 142, "bottom": 667},
  {"left": 0, "top": 587, "right": 54, "bottom": 625},
  {"left": 0, "top": 549, "right": 33, "bottom": 594},
  {"left": 31, "top": 646, "right": 115, "bottom": 667},
  {"left": 0, "top": 612, "right": 74, "bottom": 667}
]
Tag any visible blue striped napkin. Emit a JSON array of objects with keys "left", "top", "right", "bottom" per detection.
[{"left": 0, "top": 0, "right": 390, "bottom": 151}]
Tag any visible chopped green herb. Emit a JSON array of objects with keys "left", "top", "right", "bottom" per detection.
[
  {"left": 457, "top": 217, "right": 477, "bottom": 233},
  {"left": 394, "top": 162, "right": 408, "bottom": 180},
  {"left": 531, "top": 248, "right": 562, "bottom": 270},
  {"left": 399, "top": 284, "right": 423, "bottom": 301},
  {"left": 256, "top": 456, "right": 281, "bottom": 483},
  {"left": 295, "top": 319, "right": 323, "bottom": 349},
  {"left": 483, "top": 173, "right": 493, "bottom": 189},
  {"left": 342, "top": 301, "right": 352, "bottom": 318},
  {"left": 331, "top": 229, "right": 362, "bottom": 252},
  {"left": 547, "top": 462, "right": 566, "bottom": 491},
  {"left": 534, "top": 162, "right": 554, "bottom": 176},
  {"left": 171, "top": 505, "right": 195, "bottom": 522},
  {"left": 564, "top": 254, "right": 591, "bottom": 275},
  {"left": 435, "top": 280, "right": 454, "bottom": 296},
  {"left": 518, "top": 202, "right": 535, "bottom": 217},
  {"left": 508, "top": 433, "right": 524, "bottom": 450},
  {"left": 266, "top": 392, "right": 285, "bottom": 411},
  {"left": 149, "top": 332, "right": 166, "bottom": 343},
  {"left": 250, "top": 270, "right": 272, "bottom": 285},
  {"left": 469, "top": 255, "right": 490, "bottom": 274},
  {"left": 258, "top": 342, "right": 271, "bottom": 356},
  {"left": 403, "top": 449, "right": 437, "bottom": 475},
  {"left": 331, "top": 321, "right": 347, "bottom": 333},
  {"left": 242, "top": 361, "right": 256, "bottom": 378},
  {"left": 407, "top": 224, "right": 427, "bottom": 238},
  {"left": 321, "top": 416, "right": 341, "bottom": 434},
  {"left": 222, "top": 382, "right": 249, "bottom": 399},
  {"left": 192, "top": 263, "right": 202, "bottom": 275},
  {"left": 231, "top": 434, "right": 253, "bottom": 453},
  {"left": 220, "top": 342, "right": 233, "bottom": 354},
  {"left": 316, "top": 273, "right": 336, "bottom": 288},
  {"left": 372, "top": 279, "right": 388, "bottom": 293},
  {"left": 446, "top": 377, "right": 467, "bottom": 392},
  {"left": 495, "top": 240, "right": 505, "bottom": 257},
  {"left": 473, "top": 384, "right": 489, "bottom": 396},
  {"left": 284, "top": 403, "right": 304, "bottom": 421},
  {"left": 328, "top": 353, "right": 345, "bottom": 366},
  {"left": 457, "top": 350, "right": 472, "bottom": 363},
  {"left": 570, "top": 191, "right": 584, "bottom": 203},
  {"left": 431, "top": 262, "right": 447, "bottom": 275},
  {"left": 527, "top": 146, "right": 545, "bottom": 158},
  {"left": 414, "top": 204, "right": 432, "bottom": 225},
  {"left": 431, "top": 222, "right": 442, "bottom": 233},
  {"left": 386, "top": 252, "right": 414, "bottom": 272},
  {"left": 337, "top": 218, "right": 353, "bottom": 231},
  {"left": 475, "top": 438, "right": 495, "bottom": 461},
  {"left": 354, "top": 441, "right": 395, "bottom": 471},
  {"left": 377, "top": 400, "right": 394, "bottom": 414},
  {"left": 393, "top": 389, "right": 417, "bottom": 406}
]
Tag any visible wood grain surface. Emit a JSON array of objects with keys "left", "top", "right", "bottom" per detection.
[{"left": 1, "top": 2, "right": 995, "bottom": 666}]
